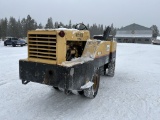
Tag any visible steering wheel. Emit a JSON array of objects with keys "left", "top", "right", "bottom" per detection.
[{"left": 75, "top": 23, "right": 88, "bottom": 30}]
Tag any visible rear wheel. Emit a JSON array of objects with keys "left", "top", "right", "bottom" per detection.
[
  {"left": 4, "top": 43, "right": 7, "bottom": 46},
  {"left": 107, "top": 61, "right": 115, "bottom": 77},
  {"left": 99, "top": 64, "right": 108, "bottom": 76},
  {"left": 79, "top": 68, "right": 100, "bottom": 98},
  {"left": 12, "top": 43, "right": 16, "bottom": 47}
]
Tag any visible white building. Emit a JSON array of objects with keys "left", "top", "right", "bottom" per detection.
[{"left": 115, "top": 23, "right": 152, "bottom": 44}]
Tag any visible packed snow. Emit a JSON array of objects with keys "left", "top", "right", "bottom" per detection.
[
  {"left": 61, "top": 56, "right": 93, "bottom": 67},
  {"left": 0, "top": 41, "right": 160, "bottom": 120}
]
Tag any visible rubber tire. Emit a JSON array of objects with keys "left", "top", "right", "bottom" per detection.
[
  {"left": 99, "top": 64, "right": 108, "bottom": 76},
  {"left": 12, "top": 43, "right": 16, "bottom": 47},
  {"left": 107, "top": 61, "right": 115, "bottom": 77},
  {"left": 81, "top": 69, "right": 100, "bottom": 98},
  {"left": 4, "top": 43, "right": 7, "bottom": 46}
]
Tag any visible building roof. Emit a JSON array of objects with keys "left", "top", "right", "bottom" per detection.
[
  {"left": 115, "top": 23, "right": 152, "bottom": 38},
  {"left": 119, "top": 23, "right": 151, "bottom": 31}
]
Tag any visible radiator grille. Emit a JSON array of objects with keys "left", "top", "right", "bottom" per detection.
[{"left": 28, "top": 34, "right": 57, "bottom": 60}]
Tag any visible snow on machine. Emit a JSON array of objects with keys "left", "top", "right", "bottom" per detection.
[{"left": 19, "top": 23, "right": 117, "bottom": 98}]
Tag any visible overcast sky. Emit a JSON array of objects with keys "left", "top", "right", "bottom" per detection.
[{"left": 0, "top": 0, "right": 160, "bottom": 29}]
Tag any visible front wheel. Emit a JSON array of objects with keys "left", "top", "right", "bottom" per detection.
[{"left": 80, "top": 68, "right": 100, "bottom": 98}]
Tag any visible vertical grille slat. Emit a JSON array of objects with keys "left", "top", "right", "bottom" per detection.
[{"left": 28, "top": 34, "right": 57, "bottom": 60}]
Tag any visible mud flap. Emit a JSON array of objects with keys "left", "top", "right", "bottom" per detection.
[{"left": 80, "top": 81, "right": 94, "bottom": 89}]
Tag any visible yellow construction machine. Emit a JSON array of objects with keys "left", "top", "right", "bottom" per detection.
[{"left": 19, "top": 23, "right": 117, "bottom": 98}]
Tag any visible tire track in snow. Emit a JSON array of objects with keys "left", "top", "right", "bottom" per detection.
[{"left": 0, "top": 81, "right": 7, "bottom": 86}]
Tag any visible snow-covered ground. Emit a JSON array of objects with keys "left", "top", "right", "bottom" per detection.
[{"left": 0, "top": 41, "right": 160, "bottom": 120}]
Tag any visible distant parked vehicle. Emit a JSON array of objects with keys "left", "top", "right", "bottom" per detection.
[
  {"left": 152, "top": 36, "right": 160, "bottom": 45},
  {"left": 4, "top": 37, "right": 26, "bottom": 47}
]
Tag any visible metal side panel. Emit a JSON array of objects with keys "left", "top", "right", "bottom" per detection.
[
  {"left": 19, "top": 60, "right": 68, "bottom": 88},
  {"left": 19, "top": 54, "right": 111, "bottom": 90}
]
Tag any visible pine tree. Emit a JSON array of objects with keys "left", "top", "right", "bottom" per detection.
[
  {"left": 45, "top": 17, "right": 54, "bottom": 29},
  {"left": 0, "top": 18, "right": 8, "bottom": 39},
  {"left": 59, "top": 22, "right": 64, "bottom": 28},
  {"left": 54, "top": 22, "right": 59, "bottom": 28},
  {"left": 68, "top": 20, "right": 72, "bottom": 28},
  {"left": 26, "top": 15, "right": 37, "bottom": 30},
  {"left": 17, "top": 19, "right": 23, "bottom": 38},
  {"left": 21, "top": 18, "right": 27, "bottom": 37},
  {"left": 21, "top": 15, "right": 37, "bottom": 36},
  {"left": 110, "top": 23, "right": 117, "bottom": 37},
  {"left": 8, "top": 17, "right": 18, "bottom": 37},
  {"left": 37, "top": 23, "right": 43, "bottom": 29}
]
